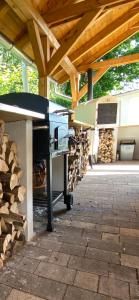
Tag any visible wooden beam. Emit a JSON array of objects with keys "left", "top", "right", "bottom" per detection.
[
  {"left": 0, "top": 1, "right": 9, "bottom": 18},
  {"left": 70, "top": 74, "right": 79, "bottom": 109},
  {"left": 78, "top": 53, "right": 139, "bottom": 72},
  {"left": 44, "top": 0, "right": 137, "bottom": 25},
  {"left": 27, "top": 19, "right": 46, "bottom": 77},
  {"left": 15, "top": 33, "right": 29, "bottom": 49},
  {"left": 5, "top": 0, "right": 77, "bottom": 77},
  {"left": 46, "top": 8, "right": 103, "bottom": 76},
  {"left": 58, "top": 25, "right": 139, "bottom": 84},
  {"left": 70, "top": 8, "right": 139, "bottom": 63},
  {"left": 5, "top": 0, "right": 27, "bottom": 22},
  {"left": 39, "top": 77, "right": 49, "bottom": 98},
  {"left": 78, "top": 67, "right": 109, "bottom": 101},
  {"left": 39, "top": 36, "right": 51, "bottom": 98}
]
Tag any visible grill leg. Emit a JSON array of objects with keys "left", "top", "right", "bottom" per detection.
[
  {"left": 64, "top": 153, "right": 73, "bottom": 210},
  {"left": 64, "top": 153, "right": 68, "bottom": 202},
  {"left": 46, "top": 154, "right": 53, "bottom": 231}
]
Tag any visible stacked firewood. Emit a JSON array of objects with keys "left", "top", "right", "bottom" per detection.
[
  {"left": 97, "top": 128, "right": 113, "bottom": 163},
  {"left": 68, "top": 128, "right": 90, "bottom": 191},
  {"left": 0, "top": 120, "right": 26, "bottom": 268}
]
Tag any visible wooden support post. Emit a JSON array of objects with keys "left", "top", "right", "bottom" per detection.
[
  {"left": 39, "top": 37, "right": 51, "bottom": 98},
  {"left": 39, "top": 77, "right": 49, "bottom": 98},
  {"left": 78, "top": 67, "right": 109, "bottom": 101},
  {"left": 70, "top": 74, "right": 79, "bottom": 110},
  {"left": 87, "top": 68, "right": 93, "bottom": 101}
]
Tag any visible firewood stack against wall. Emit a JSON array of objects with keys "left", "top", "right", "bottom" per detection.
[
  {"left": 68, "top": 127, "right": 90, "bottom": 192},
  {"left": 97, "top": 128, "right": 113, "bottom": 163},
  {"left": 0, "top": 120, "right": 26, "bottom": 268}
]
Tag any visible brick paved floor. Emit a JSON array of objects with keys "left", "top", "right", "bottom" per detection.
[{"left": 1, "top": 162, "right": 139, "bottom": 299}]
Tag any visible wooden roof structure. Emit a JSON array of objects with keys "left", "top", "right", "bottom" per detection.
[{"left": 0, "top": 0, "right": 139, "bottom": 107}]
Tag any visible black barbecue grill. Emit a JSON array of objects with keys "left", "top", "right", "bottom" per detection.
[{"left": 0, "top": 93, "right": 73, "bottom": 231}]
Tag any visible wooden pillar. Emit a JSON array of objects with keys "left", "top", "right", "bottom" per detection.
[
  {"left": 39, "top": 36, "right": 51, "bottom": 98},
  {"left": 39, "top": 76, "right": 49, "bottom": 98},
  {"left": 70, "top": 73, "right": 79, "bottom": 109},
  {"left": 87, "top": 68, "right": 93, "bottom": 101}
]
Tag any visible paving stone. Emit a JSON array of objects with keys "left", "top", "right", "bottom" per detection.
[
  {"left": 37, "top": 240, "right": 62, "bottom": 252},
  {"left": 102, "top": 233, "right": 119, "bottom": 243},
  {"left": 120, "top": 228, "right": 139, "bottom": 237},
  {"left": 96, "top": 224, "right": 119, "bottom": 234},
  {"left": 88, "top": 238, "right": 122, "bottom": 252},
  {"left": 71, "top": 220, "right": 96, "bottom": 230},
  {"left": 121, "top": 242, "right": 139, "bottom": 257},
  {"left": 74, "top": 271, "right": 99, "bottom": 292},
  {"left": 58, "top": 234, "right": 88, "bottom": 246},
  {"left": 18, "top": 245, "right": 52, "bottom": 260},
  {"left": 0, "top": 268, "right": 66, "bottom": 300},
  {"left": 7, "top": 256, "right": 39, "bottom": 273},
  {"left": 60, "top": 243, "right": 86, "bottom": 257},
  {"left": 64, "top": 285, "right": 109, "bottom": 300},
  {"left": 0, "top": 283, "right": 12, "bottom": 300},
  {"left": 130, "top": 283, "right": 139, "bottom": 299},
  {"left": 35, "top": 261, "right": 76, "bottom": 284},
  {"left": 99, "top": 276, "right": 130, "bottom": 300},
  {"left": 86, "top": 247, "right": 120, "bottom": 264},
  {"left": 120, "top": 235, "right": 139, "bottom": 244},
  {"left": 109, "top": 264, "right": 137, "bottom": 283},
  {"left": 48, "top": 251, "right": 70, "bottom": 266},
  {"left": 68, "top": 255, "right": 108, "bottom": 275},
  {"left": 55, "top": 224, "right": 83, "bottom": 236},
  {"left": 82, "top": 229, "right": 102, "bottom": 240},
  {"left": 6, "top": 255, "right": 23, "bottom": 268},
  {"left": 121, "top": 254, "right": 139, "bottom": 268},
  {"left": 7, "top": 289, "right": 45, "bottom": 300}
]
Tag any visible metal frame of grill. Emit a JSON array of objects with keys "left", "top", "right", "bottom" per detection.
[{"left": 0, "top": 93, "right": 73, "bottom": 232}]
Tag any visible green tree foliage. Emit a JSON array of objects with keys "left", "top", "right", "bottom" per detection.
[{"left": 0, "top": 43, "right": 38, "bottom": 95}]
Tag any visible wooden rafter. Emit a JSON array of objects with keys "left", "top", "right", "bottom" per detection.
[
  {"left": 77, "top": 51, "right": 139, "bottom": 102},
  {"left": 57, "top": 21, "right": 139, "bottom": 84},
  {"left": 77, "top": 67, "right": 110, "bottom": 102},
  {"left": 78, "top": 53, "right": 139, "bottom": 72},
  {"left": 46, "top": 8, "right": 104, "bottom": 76},
  {"left": 69, "top": 7, "right": 139, "bottom": 63},
  {"left": 44, "top": 0, "right": 138, "bottom": 25},
  {"left": 27, "top": 19, "right": 45, "bottom": 77},
  {"left": 5, "top": 0, "right": 77, "bottom": 77}
]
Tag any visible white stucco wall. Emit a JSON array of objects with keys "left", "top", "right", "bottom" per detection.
[{"left": 117, "top": 90, "right": 139, "bottom": 126}]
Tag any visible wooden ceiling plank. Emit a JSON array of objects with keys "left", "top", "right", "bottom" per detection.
[
  {"left": 78, "top": 53, "right": 139, "bottom": 72},
  {"left": 0, "top": 1, "right": 9, "bottom": 18},
  {"left": 100, "top": 0, "right": 139, "bottom": 5},
  {"left": 5, "top": 0, "right": 27, "bottom": 22},
  {"left": 5, "top": 0, "right": 77, "bottom": 77},
  {"left": 46, "top": 8, "right": 103, "bottom": 76},
  {"left": 70, "top": 8, "right": 139, "bottom": 63},
  {"left": 27, "top": 19, "right": 46, "bottom": 76},
  {"left": 44, "top": 0, "right": 137, "bottom": 24}
]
